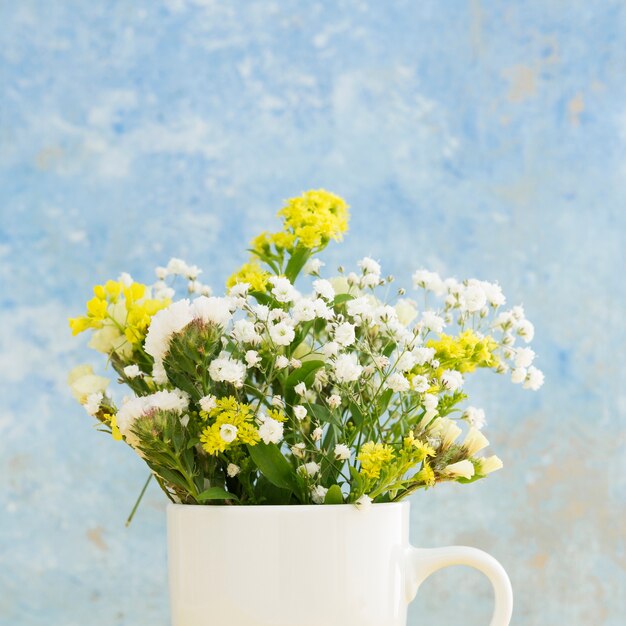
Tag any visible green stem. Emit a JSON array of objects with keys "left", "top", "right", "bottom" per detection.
[{"left": 125, "top": 473, "right": 153, "bottom": 527}]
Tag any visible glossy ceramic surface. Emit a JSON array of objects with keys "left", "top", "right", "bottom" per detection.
[{"left": 167, "top": 502, "right": 512, "bottom": 626}]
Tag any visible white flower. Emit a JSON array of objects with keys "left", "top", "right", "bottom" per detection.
[
  {"left": 220, "top": 424, "right": 238, "bottom": 443},
  {"left": 180, "top": 414, "right": 190, "bottom": 428},
  {"left": 311, "top": 426, "right": 324, "bottom": 441},
  {"left": 290, "top": 358, "right": 302, "bottom": 369},
  {"left": 311, "top": 485, "right": 328, "bottom": 504},
  {"left": 429, "top": 417, "right": 461, "bottom": 447},
  {"left": 272, "top": 395, "right": 285, "bottom": 408},
  {"left": 516, "top": 319, "right": 535, "bottom": 342},
  {"left": 463, "top": 406, "right": 486, "bottom": 429},
  {"left": 301, "top": 461, "right": 320, "bottom": 476},
  {"left": 191, "top": 296, "right": 233, "bottom": 327},
  {"left": 313, "top": 279, "right": 335, "bottom": 301},
  {"left": 412, "top": 269, "right": 443, "bottom": 293},
  {"left": 354, "top": 494, "right": 372, "bottom": 510},
  {"left": 232, "top": 319, "right": 261, "bottom": 345},
  {"left": 293, "top": 405, "right": 308, "bottom": 420},
  {"left": 123, "top": 364, "right": 141, "bottom": 379},
  {"left": 144, "top": 299, "right": 193, "bottom": 363},
  {"left": 291, "top": 442, "right": 306, "bottom": 458},
  {"left": 151, "top": 359, "right": 168, "bottom": 384},
  {"left": 334, "top": 443, "right": 350, "bottom": 460},
  {"left": 313, "top": 298, "right": 334, "bottom": 320},
  {"left": 327, "top": 394, "right": 341, "bottom": 409},
  {"left": 421, "top": 311, "right": 445, "bottom": 333},
  {"left": 292, "top": 298, "right": 317, "bottom": 322},
  {"left": 243, "top": 350, "right": 260, "bottom": 367},
  {"left": 440, "top": 370, "right": 464, "bottom": 391},
  {"left": 333, "top": 354, "right": 363, "bottom": 383},
  {"left": 395, "top": 352, "right": 417, "bottom": 372},
  {"left": 346, "top": 296, "right": 376, "bottom": 324},
  {"left": 208, "top": 354, "right": 247, "bottom": 387},
  {"left": 493, "top": 311, "right": 514, "bottom": 330},
  {"left": 227, "top": 463, "right": 241, "bottom": 477},
  {"left": 294, "top": 382, "right": 307, "bottom": 396},
  {"left": 386, "top": 373, "right": 410, "bottom": 392},
  {"left": 228, "top": 282, "right": 250, "bottom": 298},
  {"left": 269, "top": 276, "right": 298, "bottom": 303},
  {"left": 334, "top": 322, "right": 356, "bottom": 347},
  {"left": 515, "top": 347, "right": 535, "bottom": 368},
  {"left": 199, "top": 394, "right": 217, "bottom": 413},
  {"left": 411, "top": 375, "right": 430, "bottom": 393},
  {"left": 461, "top": 282, "right": 487, "bottom": 313},
  {"left": 463, "top": 428, "right": 489, "bottom": 456},
  {"left": 482, "top": 282, "right": 506, "bottom": 307},
  {"left": 269, "top": 321, "right": 295, "bottom": 346},
  {"left": 511, "top": 367, "right": 527, "bottom": 384},
  {"left": 360, "top": 273, "right": 380, "bottom": 288},
  {"left": 479, "top": 455, "right": 503, "bottom": 474},
  {"left": 412, "top": 346, "right": 435, "bottom": 366},
  {"left": 258, "top": 417, "right": 284, "bottom": 444},
  {"left": 395, "top": 299, "right": 418, "bottom": 326},
  {"left": 523, "top": 366, "right": 545, "bottom": 391},
  {"left": 253, "top": 304, "right": 270, "bottom": 321},
  {"left": 423, "top": 393, "right": 438, "bottom": 409},
  {"left": 304, "top": 259, "right": 324, "bottom": 275},
  {"left": 275, "top": 355, "right": 290, "bottom": 369},
  {"left": 84, "top": 392, "right": 103, "bottom": 416},
  {"left": 358, "top": 257, "right": 381, "bottom": 275},
  {"left": 322, "top": 341, "right": 340, "bottom": 358},
  {"left": 155, "top": 266, "right": 168, "bottom": 280},
  {"left": 68, "top": 365, "right": 109, "bottom": 404},
  {"left": 443, "top": 460, "right": 475, "bottom": 480}
]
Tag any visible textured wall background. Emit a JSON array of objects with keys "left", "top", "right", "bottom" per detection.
[{"left": 1, "top": 1, "right": 625, "bottom": 625}]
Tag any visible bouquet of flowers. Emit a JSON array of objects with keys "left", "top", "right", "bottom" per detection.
[{"left": 68, "top": 190, "right": 543, "bottom": 511}]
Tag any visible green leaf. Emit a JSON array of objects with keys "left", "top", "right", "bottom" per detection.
[
  {"left": 308, "top": 403, "right": 341, "bottom": 427},
  {"left": 324, "top": 484, "right": 344, "bottom": 505},
  {"left": 196, "top": 487, "right": 239, "bottom": 502},
  {"left": 284, "top": 360, "right": 324, "bottom": 405},
  {"left": 248, "top": 443, "right": 297, "bottom": 492},
  {"left": 284, "top": 246, "right": 311, "bottom": 283},
  {"left": 377, "top": 389, "right": 394, "bottom": 416},
  {"left": 349, "top": 402, "right": 364, "bottom": 428},
  {"left": 333, "top": 293, "right": 355, "bottom": 306}
]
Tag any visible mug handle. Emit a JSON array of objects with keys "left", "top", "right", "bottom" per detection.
[{"left": 404, "top": 545, "right": 513, "bottom": 626}]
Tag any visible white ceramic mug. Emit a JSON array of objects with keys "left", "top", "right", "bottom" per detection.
[{"left": 168, "top": 502, "right": 512, "bottom": 626}]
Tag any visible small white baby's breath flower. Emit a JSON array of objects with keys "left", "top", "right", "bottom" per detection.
[
  {"left": 360, "top": 273, "right": 380, "bottom": 288},
  {"left": 385, "top": 373, "right": 410, "bottom": 392},
  {"left": 199, "top": 395, "right": 217, "bottom": 413},
  {"left": 276, "top": 355, "right": 290, "bottom": 370},
  {"left": 514, "top": 347, "right": 535, "bottom": 368},
  {"left": 293, "top": 405, "right": 308, "bottom": 420},
  {"left": 272, "top": 395, "right": 285, "bottom": 408},
  {"left": 84, "top": 392, "right": 103, "bottom": 416},
  {"left": 511, "top": 367, "right": 527, "bottom": 384},
  {"left": 245, "top": 350, "right": 261, "bottom": 367},
  {"left": 294, "top": 382, "right": 307, "bottom": 396},
  {"left": 411, "top": 375, "right": 430, "bottom": 393},
  {"left": 219, "top": 424, "right": 238, "bottom": 443},
  {"left": 291, "top": 442, "right": 306, "bottom": 458},
  {"left": 323, "top": 341, "right": 340, "bottom": 358},
  {"left": 440, "top": 370, "right": 464, "bottom": 391},
  {"left": 310, "top": 485, "right": 328, "bottom": 504},
  {"left": 422, "top": 311, "right": 445, "bottom": 333},
  {"left": 463, "top": 406, "right": 486, "bottom": 429},
  {"left": 516, "top": 319, "right": 535, "bottom": 342},
  {"left": 311, "top": 426, "right": 323, "bottom": 441},
  {"left": 304, "top": 259, "right": 324, "bottom": 275},
  {"left": 289, "top": 358, "right": 302, "bottom": 369},
  {"left": 354, "top": 494, "right": 372, "bottom": 510},
  {"left": 258, "top": 417, "right": 284, "bottom": 444},
  {"left": 334, "top": 443, "right": 350, "bottom": 461},
  {"left": 269, "top": 276, "right": 298, "bottom": 303},
  {"left": 412, "top": 269, "right": 443, "bottom": 293},
  {"left": 123, "top": 364, "right": 141, "bottom": 379},
  {"left": 334, "top": 322, "right": 356, "bottom": 347},
  {"left": 412, "top": 346, "right": 436, "bottom": 366},
  {"left": 269, "top": 321, "right": 295, "bottom": 346},
  {"left": 227, "top": 463, "right": 241, "bottom": 477},
  {"left": 523, "top": 366, "right": 544, "bottom": 391},
  {"left": 333, "top": 354, "right": 363, "bottom": 383},
  {"left": 313, "top": 279, "right": 335, "bottom": 301},
  {"left": 327, "top": 394, "right": 342, "bottom": 409},
  {"left": 300, "top": 461, "right": 320, "bottom": 477}
]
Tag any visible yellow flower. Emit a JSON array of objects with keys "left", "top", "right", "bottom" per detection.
[
  {"left": 104, "top": 413, "right": 123, "bottom": 441},
  {"left": 404, "top": 431, "right": 436, "bottom": 462},
  {"left": 415, "top": 461, "right": 435, "bottom": 487},
  {"left": 200, "top": 397, "right": 260, "bottom": 456},
  {"left": 277, "top": 189, "right": 349, "bottom": 249},
  {"left": 227, "top": 261, "right": 270, "bottom": 293},
  {"left": 357, "top": 442, "right": 395, "bottom": 479},
  {"left": 427, "top": 329, "right": 499, "bottom": 373}
]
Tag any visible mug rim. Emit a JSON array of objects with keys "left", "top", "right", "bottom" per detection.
[{"left": 167, "top": 501, "right": 409, "bottom": 511}]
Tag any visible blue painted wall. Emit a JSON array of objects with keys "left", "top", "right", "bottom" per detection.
[{"left": 1, "top": 2, "right": 624, "bottom": 624}]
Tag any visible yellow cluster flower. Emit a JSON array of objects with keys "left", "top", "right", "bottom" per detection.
[
  {"left": 227, "top": 261, "right": 270, "bottom": 293},
  {"left": 69, "top": 280, "right": 170, "bottom": 355},
  {"left": 251, "top": 231, "right": 296, "bottom": 254},
  {"left": 403, "top": 431, "right": 436, "bottom": 462},
  {"left": 357, "top": 441, "right": 395, "bottom": 479},
  {"left": 277, "top": 189, "right": 349, "bottom": 249},
  {"left": 427, "top": 329, "right": 499, "bottom": 374},
  {"left": 200, "top": 397, "right": 260, "bottom": 456},
  {"left": 415, "top": 461, "right": 436, "bottom": 487},
  {"left": 103, "top": 413, "right": 123, "bottom": 441}
]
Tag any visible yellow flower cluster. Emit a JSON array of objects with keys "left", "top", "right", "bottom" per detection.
[
  {"left": 69, "top": 280, "right": 170, "bottom": 354},
  {"left": 278, "top": 189, "right": 349, "bottom": 249},
  {"left": 403, "top": 431, "right": 436, "bottom": 462},
  {"left": 357, "top": 441, "right": 395, "bottom": 479},
  {"left": 200, "top": 397, "right": 260, "bottom": 456},
  {"left": 226, "top": 261, "right": 270, "bottom": 293},
  {"left": 427, "top": 329, "right": 499, "bottom": 374}
]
